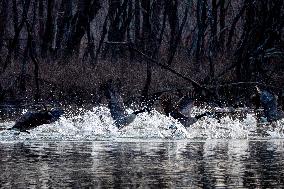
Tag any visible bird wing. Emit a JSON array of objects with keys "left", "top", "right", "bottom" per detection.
[
  {"left": 259, "top": 90, "right": 280, "bottom": 121},
  {"left": 170, "top": 110, "right": 189, "bottom": 120},
  {"left": 104, "top": 80, "right": 127, "bottom": 121},
  {"left": 12, "top": 112, "right": 48, "bottom": 130},
  {"left": 114, "top": 114, "right": 136, "bottom": 129},
  {"left": 49, "top": 109, "right": 64, "bottom": 122},
  {"left": 108, "top": 90, "right": 127, "bottom": 121},
  {"left": 174, "top": 95, "right": 194, "bottom": 117}
]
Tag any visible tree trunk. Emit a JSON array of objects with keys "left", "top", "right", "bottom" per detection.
[
  {"left": 56, "top": 0, "right": 73, "bottom": 52},
  {"left": 134, "top": 0, "right": 140, "bottom": 46},
  {"left": 211, "top": 0, "right": 218, "bottom": 50},
  {"left": 38, "top": 0, "right": 45, "bottom": 46},
  {"left": 167, "top": 5, "right": 189, "bottom": 66},
  {"left": 219, "top": 0, "right": 226, "bottom": 50},
  {"left": 65, "top": 0, "right": 101, "bottom": 57},
  {"left": 26, "top": 21, "right": 40, "bottom": 102},
  {"left": 165, "top": 0, "right": 179, "bottom": 64},
  {"left": 195, "top": 0, "right": 207, "bottom": 67},
  {"left": 0, "top": 0, "right": 8, "bottom": 54},
  {"left": 150, "top": 0, "right": 162, "bottom": 58},
  {"left": 108, "top": 0, "right": 121, "bottom": 42},
  {"left": 141, "top": 0, "right": 151, "bottom": 99},
  {"left": 41, "top": 0, "right": 55, "bottom": 57},
  {"left": 105, "top": 0, "right": 133, "bottom": 60},
  {"left": 2, "top": 0, "right": 31, "bottom": 72},
  {"left": 234, "top": 0, "right": 283, "bottom": 81},
  {"left": 12, "top": 0, "right": 21, "bottom": 60},
  {"left": 226, "top": 0, "right": 248, "bottom": 49}
]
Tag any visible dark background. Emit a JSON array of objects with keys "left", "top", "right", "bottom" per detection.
[{"left": 0, "top": 0, "right": 283, "bottom": 106}]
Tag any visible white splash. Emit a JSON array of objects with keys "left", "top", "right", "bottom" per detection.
[{"left": 0, "top": 105, "right": 283, "bottom": 141}]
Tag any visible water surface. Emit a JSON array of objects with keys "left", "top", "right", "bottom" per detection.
[
  {"left": 1, "top": 139, "right": 284, "bottom": 188},
  {"left": 1, "top": 107, "right": 284, "bottom": 188}
]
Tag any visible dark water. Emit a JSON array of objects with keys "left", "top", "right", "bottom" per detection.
[{"left": 1, "top": 140, "right": 284, "bottom": 188}]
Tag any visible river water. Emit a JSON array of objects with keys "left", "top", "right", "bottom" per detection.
[
  {"left": 1, "top": 140, "right": 284, "bottom": 188},
  {"left": 1, "top": 106, "right": 284, "bottom": 188}
]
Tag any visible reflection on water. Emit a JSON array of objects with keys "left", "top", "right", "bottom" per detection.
[{"left": 1, "top": 140, "right": 284, "bottom": 188}]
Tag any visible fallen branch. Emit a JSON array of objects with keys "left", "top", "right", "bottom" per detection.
[
  {"left": 105, "top": 41, "right": 206, "bottom": 91},
  {"left": 205, "top": 82, "right": 282, "bottom": 90}
]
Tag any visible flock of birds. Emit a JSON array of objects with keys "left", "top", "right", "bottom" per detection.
[{"left": 5, "top": 81, "right": 284, "bottom": 134}]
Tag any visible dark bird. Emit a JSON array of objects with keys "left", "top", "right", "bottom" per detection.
[
  {"left": 162, "top": 95, "right": 212, "bottom": 128},
  {"left": 255, "top": 86, "right": 284, "bottom": 122},
  {"left": 102, "top": 80, "right": 151, "bottom": 129},
  {"left": 8, "top": 109, "right": 64, "bottom": 133}
]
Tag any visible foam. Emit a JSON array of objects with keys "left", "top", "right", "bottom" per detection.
[{"left": 0, "top": 106, "right": 283, "bottom": 141}]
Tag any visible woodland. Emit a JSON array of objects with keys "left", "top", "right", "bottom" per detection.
[{"left": 0, "top": 0, "right": 283, "bottom": 108}]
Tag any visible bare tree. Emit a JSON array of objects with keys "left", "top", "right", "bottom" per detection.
[
  {"left": 2, "top": 0, "right": 31, "bottom": 72},
  {"left": 56, "top": 0, "right": 73, "bottom": 52},
  {"left": 0, "top": 0, "right": 8, "bottom": 54},
  {"left": 65, "top": 0, "right": 101, "bottom": 57},
  {"left": 41, "top": 0, "right": 55, "bottom": 57}
]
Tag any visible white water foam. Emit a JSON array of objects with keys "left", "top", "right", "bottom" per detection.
[{"left": 0, "top": 106, "right": 284, "bottom": 141}]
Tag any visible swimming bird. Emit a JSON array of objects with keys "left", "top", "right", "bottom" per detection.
[
  {"left": 102, "top": 80, "right": 150, "bottom": 129},
  {"left": 255, "top": 86, "right": 284, "bottom": 122},
  {"left": 8, "top": 109, "right": 64, "bottom": 133},
  {"left": 162, "top": 95, "right": 212, "bottom": 128}
]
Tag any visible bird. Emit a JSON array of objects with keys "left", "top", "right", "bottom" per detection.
[
  {"left": 255, "top": 86, "right": 284, "bottom": 122},
  {"left": 162, "top": 95, "right": 212, "bottom": 128},
  {"left": 8, "top": 109, "right": 64, "bottom": 133},
  {"left": 102, "top": 79, "right": 150, "bottom": 129}
]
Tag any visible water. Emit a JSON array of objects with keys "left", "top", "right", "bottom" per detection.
[
  {"left": 1, "top": 140, "right": 284, "bottom": 188},
  {"left": 1, "top": 106, "right": 284, "bottom": 188}
]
